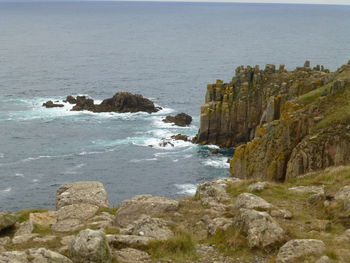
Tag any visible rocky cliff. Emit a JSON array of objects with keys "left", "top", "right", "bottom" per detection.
[{"left": 196, "top": 61, "right": 350, "bottom": 182}]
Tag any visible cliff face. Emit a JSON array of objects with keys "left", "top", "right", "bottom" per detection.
[
  {"left": 196, "top": 62, "right": 329, "bottom": 148},
  {"left": 197, "top": 61, "right": 350, "bottom": 181}
]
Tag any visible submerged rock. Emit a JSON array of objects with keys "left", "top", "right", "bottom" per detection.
[
  {"left": 42, "top": 100, "right": 64, "bottom": 108},
  {"left": 162, "top": 113, "right": 192, "bottom": 127}
]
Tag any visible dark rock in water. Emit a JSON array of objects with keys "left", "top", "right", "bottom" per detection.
[
  {"left": 163, "top": 113, "right": 192, "bottom": 127},
  {"left": 63, "top": 95, "right": 77, "bottom": 104},
  {"left": 70, "top": 92, "right": 160, "bottom": 114},
  {"left": 159, "top": 139, "right": 174, "bottom": 147},
  {"left": 42, "top": 100, "right": 64, "bottom": 108},
  {"left": 171, "top": 134, "right": 189, "bottom": 141},
  {"left": 210, "top": 149, "right": 219, "bottom": 154}
]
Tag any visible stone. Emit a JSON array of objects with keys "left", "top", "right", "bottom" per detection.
[
  {"left": 288, "top": 186, "right": 325, "bottom": 195},
  {"left": 0, "top": 212, "right": 17, "bottom": 231},
  {"left": 0, "top": 248, "right": 72, "bottom": 263},
  {"left": 14, "top": 220, "right": 33, "bottom": 236},
  {"left": 107, "top": 234, "right": 154, "bottom": 248},
  {"left": 12, "top": 234, "right": 39, "bottom": 244},
  {"left": 115, "top": 195, "right": 179, "bottom": 227},
  {"left": 315, "top": 256, "right": 331, "bottom": 263},
  {"left": 334, "top": 229, "right": 350, "bottom": 243},
  {"left": 120, "top": 216, "right": 173, "bottom": 240},
  {"left": 207, "top": 217, "right": 233, "bottom": 236},
  {"left": 0, "top": 246, "right": 5, "bottom": 253},
  {"left": 114, "top": 248, "right": 152, "bottom": 263},
  {"left": 33, "top": 235, "right": 57, "bottom": 243},
  {"left": 70, "top": 229, "right": 112, "bottom": 263},
  {"left": 72, "top": 92, "right": 160, "bottom": 113},
  {"left": 276, "top": 239, "right": 326, "bottom": 263},
  {"left": 233, "top": 193, "right": 274, "bottom": 211},
  {"left": 42, "top": 100, "right": 64, "bottom": 108},
  {"left": 63, "top": 95, "right": 77, "bottom": 104},
  {"left": 0, "top": 237, "right": 10, "bottom": 246},
  {"left": 234, "top": 208, "right": 285, "bottom": 249},
  {"left": 60, "top": 235, "right": 75, "bottom": 246},
  {"left": 334, "top": 185, "right": 350, "bottom": 200},
  {"left": 309, "top": 219, "right": 331, "bottom": 231},
  {"left": 29, "top": 211, "right": 57, "bottom": 227},
  {"left": 162, "top": 113, "right": 192, "bottom": 127},
  {"left": 51, "top": 219, "right": 84, "bottom": 232},
  {"left": 171, "top": 134, "right": 189, "bottom": 141},
  {"left": 270, "top": 209, "right": 293, "bottom": 219},
  {"left": 56, "top": 203, "right": 100, "bottom": 221},
  {"left": 247, "top": 181, "right": 269, "bottom": 192},
  {"left": 56, "top": 181, "right": 109, "bottom": 209},
  {"left": 195, "top": 178, "right": 238, "bottom": 207}
]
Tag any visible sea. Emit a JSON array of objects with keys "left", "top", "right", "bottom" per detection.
[{"left": 0, "top": 1, "right": 349, "bottom": 211}]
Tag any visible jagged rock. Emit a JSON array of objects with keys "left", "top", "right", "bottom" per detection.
[
  {"left": 163, "top": 113, "right": 192, "bottom": 127},
  {"left": 120, "top": 216, "right": 173, "bottom": 240},
  {"left": 12, "top": 233, "right": 39, "bottom": 244},
  {"left": 195, "top": 178, "right": 238, "bottom": 207},
  {"left": 71, "top": 92, "right": 160, "bottom": 113},
  {"left": 247, "top": 181, "right": 269, "bottom": 192},
  {"left": 288, "top": 186, "right": 325, "bottom": 195},
  {"left": 207, "top": 217, "right": 233, "bottom": 236},
  {"left": 0, "top": 212, "right": 17, "bottom": 231},
  {"left": 114, "top": 248, "right": 152, "bottom": 263},
  {"left": 107, "top": 234, "right": 154, "bottom": 248},
  {"left": 115, "top": 195, "right": 179, "bottom": 227},
  {"left": 63, "top": 95, "right": 77, "bottom": 104},
  {"left": 233, "top": 208, "right": 285, "bottom": 249},
  {"left": 233, "top": 193, "right": 274, "bottom": 211},
  {"left": 276, "top": 239, "right": 326, "bottom": 263},
  {"left": 42, "top": 100, "right": 64, "bottom": 108},
  {"left": 29, "top": 211, "right": 57, "bottom": 227},
  {"left": 158, "top": 139, "right": 174, "bottom": 147},
  {"left": 334, "top": 185, "right": 350, "bottom": 200},
  {"left": 14, "top": 220, "right": 33, "bottom": 236},
  {"left": 0, "top": 248, "right": 72, "bottom": 263},
  {"left": 56, "top": 181, "right": 109, "bottom": 209},
  {"left": 171, "top": 134, "right": 189, "bottom": 141},
  {"left": 70, "top": 229, "right": 112, "bottom": 263}
]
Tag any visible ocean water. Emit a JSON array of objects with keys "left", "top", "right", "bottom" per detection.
[{"left": 0, "top": 1, "right": 349, "bottom": 211}]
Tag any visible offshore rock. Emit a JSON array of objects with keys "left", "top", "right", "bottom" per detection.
[
  {"left": 42, "top": 100, "right": 64, "bottom": 108},
  {"left": 71, "top": 92, "right": 160, "bottom": 113},
  {"left": 63, "top": 95, "right": 77, "bottom": 104},
  {"left": 163, "top": 113, "right": 192, "bottom": 126},
  {"left": 171, "top": 134, "right": 190, "bottom": 141}
]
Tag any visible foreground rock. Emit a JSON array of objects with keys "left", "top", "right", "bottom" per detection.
[
  {"left": 0, "top": 212, "right": 17, "bottom": 232},
  {"left": 71, "top": 92, "right": 160, "bottom": 113},
  {"left": 70, "top": 229, "right": 112, "bottom": 263},
  {"left": 115, "top": 195, "right": 179, "bottom": 227},
  {"left": 234, "top": 193, "right": 274, "bottom": 211},
  {"left": 0, "top": 248, "right": 72, "bottom": 263},
  {"left": 276, "top": 239, "right": 326, "bottom": 263},
  {"left": 42, "top": 100, "right": 64, "bottom": 108},
  {"left": 114, "top": 248, "right": 152, "bottom": 263},
  {"left": 234, "top": 208, "right": 285, "bottom": 249},
  {"left": 163, "top": 113, "right": 192, "bottom": 126}
]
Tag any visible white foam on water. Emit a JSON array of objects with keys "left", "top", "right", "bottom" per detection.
[
  {"left": 175, "top": 184, "right": 197, "bottom": 195},
  {"left": 0, "top": 187, "right": 12, "bottom": 193},
  {"left": 0, "top": 153, "right": 4, "bottom": 158},
  {"left": 202, "top": 157, "right": 230, "bottom": 169},
  {"left": 130, "top": 158, "right": 158, "bottom": 163},
  {"left": 173, "top": 159, "right": 178, "bottom": 162},
  {"left": 15, "top": 173, "right": 24, "bottom": 178},
  {"left": 32, "top": 179, "right": 39, "bottom": 183}
]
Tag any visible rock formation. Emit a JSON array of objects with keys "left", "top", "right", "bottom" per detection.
[
  {"left": 162, "top": 113, "right": 192, "bottom": 126},
  {"left": 196, "top": 61, "right": 350, "bottom": 181},
  {"left": 42, "top": 100, "right": 64, "bottom": 108}
]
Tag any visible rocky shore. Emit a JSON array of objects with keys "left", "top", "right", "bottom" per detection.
[{"left": 2, "top": 61, "right": 350, "bottom": 262}]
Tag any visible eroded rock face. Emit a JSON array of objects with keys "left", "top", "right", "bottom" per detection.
[
  {"left": 0, "top": 248, "right": 72, "bottom": 263},
  {"left": 0, "top": 212, "right": 17, "bottom": 232},
  {"left": 276, "top": 239, "right": 326, "bottom": 263},
  {"left": 163, "top": 113, "right": 192, "bottom": 127},
  {"left": 233, "top": 208, "right": 285, "bottom": 249},
  {"left": 70, "top": 229, "right": 112, "bottom": 263},
  {"left": 71, "top": 92, "right": 160, "bottom": 114},
  {"left": 115, "top": 195, "right": 179, "bottom": 227}
]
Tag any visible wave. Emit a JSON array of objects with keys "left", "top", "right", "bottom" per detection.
[
  {"left": 202, "top": 157, "right": 230, "bottom": 169},
  {"left": 175, "top": 184, "right": 197, "bottom": 195},
  {"left": 129, "top": 158, "right": 158, "bottom": 163},
  {"left": 0, "top": 187, "right": 12, "bottom": 193}
]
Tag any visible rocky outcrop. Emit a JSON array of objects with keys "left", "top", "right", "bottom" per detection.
[
  {"left": 276, "top": 239, "right": 326, "bottom": 263},
  {"left": 71, "top": 92, "right": 160, "bottom": 113},
  {"left": 0, "top": 212, "right": 17, "bottom": 232},
  {"left": 162, "top": 113, "right": 192, "bottom": 126},
  {"left": 70, "top": 229, "right": 112, "bottom": 263},
  {"left": 42, "top": 100, "right": 64, "bottom": 108},
  {"left": 115, "top": 195, "right": 179, "bottom": 227},
  {"left": 63, "top": 95, "right": 77, "bottom": 104}
]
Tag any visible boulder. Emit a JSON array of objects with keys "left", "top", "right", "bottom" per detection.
[
  {"left": 0, "top": 212, "right": 17, "bottom": 232},
  {"left": 248, "top": 182, "right": 269, "bottom": 192},
  {"left": 276, "top": 239, "right": 326, "bottom": 263},
  {"left": 107, "top": 234, "right": 154, "bottom": 248},
  {"left": 14, "top": 220, "right": 33, "bottom": 236},
  {"left": 270, "top": 209, "right": 293, "bottom": 219},
  {"left": 56, "top": 181, "right": 109, "bottom": 209},
  {"left": 207, "top": 217, "right": 233, "bottom": 236},
  {"left": 233, "top": 193, "right": 274, "bottom": 211},
  {"left": 234, "top": 208, "right": 285, "bottom": 249},
  {"left": 71, "top": 92, "right": 160, "bottom": 114},
  {"left": 163, "top": 113, "right": 192, "bottom": 127},
  {"left": 171, "top": 134, "right": 189, "bottom": 141},
  {"left": 42, "top": 100, "right": 64, "bottom": 108},
  {"left": 63, "top": 95, "right": 77, "bottom": 104},
  {"left": 120, "top": 216, "right": 173, "bottom": 240},
  {"left": 114, "top": 248, "right": 152, "bottom": 263},
  {"left": 288, "top": 186, "right": 325, "bottom": 195},
  {"left": 70, "top": 229, "right": 112, "bottom": 263},
  {"left": 334, "top": 185, "right": 350, "bottom": 200},
  {"left": 12, "top": 234, "right": 39, "bottom": 245},
  {"left": 51, "top": 219, "right": 84, "bottom": 233},
  {"left": 0, "top": 248, "right": 72, "bottom": 263},
  {"left": 115, "top": 195, "right": 179, "bottom": 227},
  {"left": 29, "top": 211, "right": 57, "bottom": 227}
]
